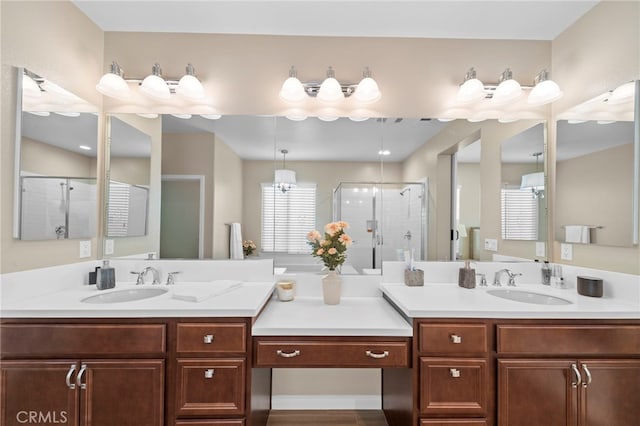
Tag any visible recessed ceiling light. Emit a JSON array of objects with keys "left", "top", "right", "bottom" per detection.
[
  {"left": 378, "top": 150, "right": 390, "bottom": 156},
  {"left": 79, "top": 145, "right": 91, "bottom": 151}
]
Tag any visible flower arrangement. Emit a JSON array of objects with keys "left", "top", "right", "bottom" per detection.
[
  {"left": 307, "top": 221, "right": 352, "bottom": 271},
  {"left": 242, "top": 240, "right": 257, "bottom": 256}
]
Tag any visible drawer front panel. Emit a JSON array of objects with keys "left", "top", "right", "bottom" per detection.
[
  {"left": 420, "top": 358, "right": 488, "bottom": 416},
  {"left": 419, "top": 324, "right": 488, "bottom": 355},
  {"left": 497, "top": 325, "right": 640, "bottom": 355},
  {"left": 254, "top": 341, "right": 410, "bottom": 368},
  {"left": 177, "top": 323, "right": 246, "bottom": 354},
  {"left": 0, "top": 324, "right": 166, "bottom": 357},
  {"left": 175, "top": 358, "right": 246, "bottom": 417},
  {"left": 175, "top": 421, "right": 245, "bottom": 426},
  {"left": 420, "top": 421, "right": 488, "bottom": 426}
]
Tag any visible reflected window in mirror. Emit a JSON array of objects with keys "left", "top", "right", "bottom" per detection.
[{"left": 15, "top": 68, "right": 98, "bottom": 240}]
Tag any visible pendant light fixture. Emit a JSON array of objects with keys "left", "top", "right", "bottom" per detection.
[
  {"left": 274, "top": 149, "right": 296, "bottom": 193},
  {"left": 492, "top": 68, "right": 522, "bottom": 105},
  {"left": 140, "top": 63, "right": 171, "bottom": 100},
  {"left": 520, "top": 152, "right": 545, "bottom": 198},
  {"left": 527, "top": 70, "right": 563, "bottom": 106},
  {"left": 317, "top": 66, "right": 344, "bottom": 103},
  {"left": 96, "top": 61, "right": 131, "bottom": 100}
]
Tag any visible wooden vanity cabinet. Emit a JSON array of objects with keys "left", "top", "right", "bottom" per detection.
[
  {"left": 0, "top": 321, "right": 165, "bottom": 426},
  {"left": 496, "top": 323, "right": 640, "bottom": 426}
]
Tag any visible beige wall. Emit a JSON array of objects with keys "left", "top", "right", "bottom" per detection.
[
  {"left": 162, "top": 132, "right": 215, "bottom": 258},
  {"left": 1, "top": 0, "right": 104, "bottom": 273},
  {"left": 110, "top": 157, "right": 150, "bottom": 186},
  {"left": 21, "top": 137, "right": 95, "bottom": 178},
  {"left": 457, "top": 163, "right": 481, "bottom": 260},
  {"left": 242, "top": 159, "right": 401, "bottom": 253},
  {"left": 551, "top": 0, "right": 640, "bottom": 274},
  {"left": 213, "top": 134, "right": 243, "bottom": 259}
]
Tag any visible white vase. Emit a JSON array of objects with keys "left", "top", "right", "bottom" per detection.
[{"left": 322, "top": 270, "right": 342, "bottom": 305}]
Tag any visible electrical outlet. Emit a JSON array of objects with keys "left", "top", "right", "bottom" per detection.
[
  {"left": 79, "top": 240, "right": 91, "bottom": 258},
  {"left": 536, "top": 242, "right": 546, "bottom": 257},
  {"left": 104, "top": 239, "right": 114, "bottom": 255},
  {"left": 561, "top": 243, "right": 573, "bottom": 261},
  {"left": 484, "top": 238, "right": 498, "bottom": 252}
]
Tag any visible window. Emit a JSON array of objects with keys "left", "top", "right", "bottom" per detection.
[
  {"left": 501, "top": 187, "right": 539, "bottom": 240},
  {"left": 261, "top": 183, "right": 316, "bottom": 253}
]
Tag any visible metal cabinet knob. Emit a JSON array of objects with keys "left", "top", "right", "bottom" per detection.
[
  {"left": 204, "top": 369, "right": 215, "bottom": 379},
  {"left": 450, "top": 334, "right": 462, "bottom": 344},
  {"left": 203, "top": 334, "right": 214, "bottom": 344},
  {"left": 450, "top": 368, "right": 461, "bottom": 378},
  {"left": 276, "top": 349, "right": 301, "bottom": 358}
]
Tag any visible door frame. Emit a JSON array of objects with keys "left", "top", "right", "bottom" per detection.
[{"left": 161, "top": 175, "right": 205, "bottom": 259}]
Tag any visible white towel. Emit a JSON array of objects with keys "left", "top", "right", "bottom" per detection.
[
  {"left": 565, "top": 225, "right": 590, "bottom": 244},
  {"left": 229, "top": 222, "right": 244, "bottom": 260},
  {"left": 172, "top": 281, "right": 242, "bottom": 303}
]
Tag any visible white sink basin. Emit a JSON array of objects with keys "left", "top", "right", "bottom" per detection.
[
  {"left": 487, "top": 289, "right": 572, "bottom": 305},
  {"left": 81, "top": 287, "right": 168, "bottom": 304}
]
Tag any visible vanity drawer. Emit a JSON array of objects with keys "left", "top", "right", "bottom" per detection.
[
  {"left": 420, "top": 420, "right": 487, "bottom": 426},
  {"left": 176, "top": 322, "right": 247, "bottom": 354},
  {"left": 175, "top": 358, "right": 246, "bottom": 417},
  {"left": 254, "top": 339, "right": 410, "bottom": 368},
  {"left": 419, "top": 357, "right": 488, "bottom": 417},
  {"left": 175, "top": 421, "right": 244, "bottom": 426},
  {"left": 419, "top": 323, "right": 488, "bottom": 355},
  {"left": 0, "top": 323, "right": 166, "bottom": 357},
  {"left": 497, "top": 325, "right": 640, "bottom": 355}
]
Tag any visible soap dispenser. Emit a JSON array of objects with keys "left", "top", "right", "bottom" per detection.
[
  {"left": 458, "top": 260, "right": 476, "bottom": 289},
  {"left": 96, "top": 260, "right": 116, "bottom": 290}
]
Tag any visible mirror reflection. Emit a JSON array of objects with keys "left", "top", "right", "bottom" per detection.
[
  {"left": 501, "top": 122, "right": 547, "bottom": 243},
  {"left": 16, "top": 68, "right": 98, "bottom": 240},
  {"left": 455, "top": 139, "right": 481, "bottom": 260}
]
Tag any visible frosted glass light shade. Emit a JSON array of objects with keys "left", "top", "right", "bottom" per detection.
[
  {"left": 176, "top": 74, "right": 205, "bottom": 100},
  {"left": 318, "top": 77, "right": 344, "bottom": 103},
  {"left": 22, "top": 74, "right": 42, "bottom": 98},
  {"left": 456, "top": 78, "right": 485, "bottom": 104},
  {"left": 96, "top": 72, "right": 131, "bottom": 100},
  {"left": 274, "top": 169, "right": 296, "bottom": 193},
  {"left": 354, "top": 77, "right": 381, "bottom": 103},
  {"left": 520, "top": 172, "right": 544, "bottom": 191},
  {"left": 140, "top": 74, "right": 170, "bottom": 100},
  {"left": 201, "top": 114, "right": 222, "bottom": 120},
  {"left": 279, "top": 76, "right": 306, "bottom": 102},
  {"left": 492, "top": 79, "right": 522, "bottom": 105},
  {"left": 607, "top": 81, "right": 635, "bottom": 105},
  {"left": 527, "top": 80, "right": 563, "bottom": 106}
]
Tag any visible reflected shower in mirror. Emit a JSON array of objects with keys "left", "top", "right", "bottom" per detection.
[
  {"left": 501, "top": 122, "right": 547, "bottom": 244},
  {"left": 15, "top": 67, "right": 98, "bottom": 240}
]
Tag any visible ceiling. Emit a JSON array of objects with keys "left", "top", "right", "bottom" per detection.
[{"left": 72, "top": 1, "right": 598, "bottom": 41}]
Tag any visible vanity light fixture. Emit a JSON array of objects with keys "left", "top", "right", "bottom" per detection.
[
  {"left": 456, "top": 68, "right": 485, "bottom": 104},
  {"left": 200, "top": 114, "right": 222, "bottom": 120},
  {"left": 318, "top": 115, "right": 339, "bottom": 122},
  {"left": 354, "top": 67, "right": 381, "bottom": 103},
  {"left": 279, "top": 66, "right": 307, "bottom": 103},
  {"left": 286, "top": 115, "right": 308, "bottom": 121},
  {"left": 140, "top": 63, "right": 171, "bottom": 100},
  {"left": 96, "top": 61, "right": 131, "bottom": 100},
  {"left": 527, "top": 69, "right": 563, "bottom": 106},
  {"left": 22, "top": 71, "right": 43, "bottom": 98},
  {"left": 176, "top": 63, "right": 205, "bottom": 100},
  {"left": 136, "top": 113, "right": 159, "bottom": 119},
  {"left": 606, "top": 81, "right": 635, "bottom": 105},
  {"left": 274, "top": 149, "right": 296, "bottom": 194},
  {"left": 349, "top": 116, "right": 369, "bottom": 122},
  {"left": 492, "top": 68, "right": 522, "bottom": 105},
  {"left": 171, "top": 113, "right": 192, "bottom": 119},
  {"left": 318, "top": 66, "right": 344, "bottom": 103},
  {"left": 54, "top": 111, "right": 81, "bottom": 117},
  {"left": 520, "top": 152, "right": 544, "bottom": 198}
]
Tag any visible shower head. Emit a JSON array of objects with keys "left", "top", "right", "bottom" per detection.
[{"left": 400, "top": 188, "right": 411, "bottom": 196}]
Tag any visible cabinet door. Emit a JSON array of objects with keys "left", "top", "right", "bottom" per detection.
[
  {"left": 0, "top": 360, "right": 79, "bottom": 426},
  {"left": 498, "top": 359, "right": 578, "bottom": 426},
  {"left": 580, "top": 359, "right": 640, "bottom": 426},
  {"left": 79, "top": 360, "right": 164, "bottom": 426}
]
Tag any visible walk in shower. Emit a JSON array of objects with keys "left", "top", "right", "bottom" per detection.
[{"left": 333, "top": 181, "right": 426, "bottom": 272}]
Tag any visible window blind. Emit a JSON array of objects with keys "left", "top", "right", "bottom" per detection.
[
  {"left": 107, "top": 181, "right": 130, "bottom": 237},
  {"left": 261, "top": 183, "right": 316, "bottom": 253},
  {"left": 501, "top": 188, "right": 538, "bottom": 240}
]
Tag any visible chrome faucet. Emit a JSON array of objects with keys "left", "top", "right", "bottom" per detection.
[
  {"left": 493, "top": 269, "right": 522, "bottom": 286},
  {"left": 131, "top": 266, "right": 161, "bottom": 285}
]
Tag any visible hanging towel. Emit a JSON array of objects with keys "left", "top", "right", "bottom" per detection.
[
  {"left": 565, "top": 225, "right": 590, "bottom": 244},
  {"left": 229, "top": 222, "right": 244, "bottom": 259}
]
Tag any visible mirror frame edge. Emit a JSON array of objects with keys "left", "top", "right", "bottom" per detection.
[{"left": 12, "top": 67, "right": 24, "bottom": 239}]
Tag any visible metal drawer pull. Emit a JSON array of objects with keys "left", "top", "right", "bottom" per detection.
[
  {"left": 65, "top": 364, "right": 77, "bottom": 390},
  {"left": 449, "top": 368, "right": 461, "bottom": 378},
  {"left": 582, "top": 364, "right": 592, "bottom": 388},
  {"left": 76, "top": 364, "right": 88, "bottom": 390},
  {"left": 203, "top": 334, "right": 214, "bottom": 344},
  {"left": 571, "top": 363, "right": 582, "bottom": 388},
  {"left": 450, "top": 334, "right": 462, "bottom": 344},
  {"left": 365, "top": 350, "right": 389, "bottom": 359},
  {"left": 204, "top": 369, "right": 215, "bottom": 379},
  {"left": 276, "top": 349, "right": 301, "bottom": 358}
]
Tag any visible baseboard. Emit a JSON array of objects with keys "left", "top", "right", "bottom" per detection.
[{"left": 271, "top": 394, "right": 382, "bottom": 410}]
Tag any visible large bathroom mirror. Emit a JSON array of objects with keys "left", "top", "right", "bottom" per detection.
[
  {"left": 105, "top": 115, "right": 152, "bottom": 238},
  {"left": 14, "top": 67, "right": 99, "bottom": 240},
  {"left": 555, "top": 81, "right": 637, "bottom": 247},
  {"left": 501, "top": 122, "right": 547, "bottom": 243}
]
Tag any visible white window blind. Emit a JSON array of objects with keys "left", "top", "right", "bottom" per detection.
[
  {"left": 261, "top": 183, "right": 316, "bottom": 253},
  {"left": 501, "top": 188, "right": 538, "bottom": 240},
  {"left": 107, "top": 181, "right": 130, "bottom": 237}
]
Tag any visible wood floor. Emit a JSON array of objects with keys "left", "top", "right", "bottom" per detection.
[{"left": 266, "top": 410, "right": 389, "bottom": 426}]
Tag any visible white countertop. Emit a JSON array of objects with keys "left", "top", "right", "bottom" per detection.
[
  {"left": 381, "top": 282, "right": 640, "bottom": 319},
  {"left": 252, "top": 296, "right": 413, "bottom": 337},
  {"left": 0, "top": 281, "right": 275, "bottom": 318}
]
